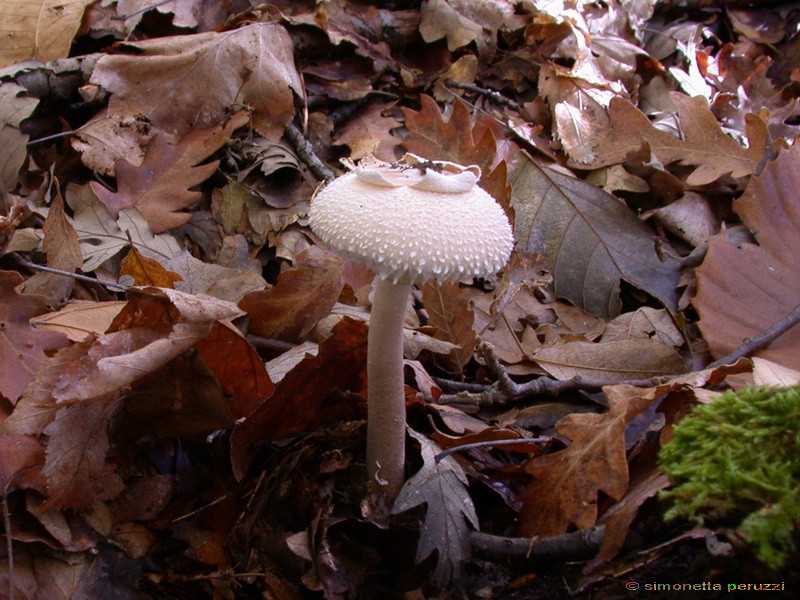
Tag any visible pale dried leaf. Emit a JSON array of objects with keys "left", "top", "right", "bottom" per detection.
[
  {"left": 533, "top": 338, "right": 685, "bottom": 381},
  {"left": 0, "top": 81, "right": 38, "bottom": 192},
  {"left": 30, "top": 300, "right": 126, "bottom": 341},
  {"left": 392, "top": 429, "right": 478, "bottom": 585},
  {"left": 0, "top": 0, "right": 95, "bottom": 67}
]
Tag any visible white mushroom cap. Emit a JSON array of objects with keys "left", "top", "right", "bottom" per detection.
[{"left": 309, "top": 155, "right": 514, "bottom": 284}]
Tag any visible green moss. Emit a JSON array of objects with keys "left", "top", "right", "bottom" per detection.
[{"left": 658, "top": 385, "right": 800, "bottom": 569}]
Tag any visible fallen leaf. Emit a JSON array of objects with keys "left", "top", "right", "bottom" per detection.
[
  {"left": 67, "top": 184, "right": 183, "bottom": 273},
  {"left": 0, "top": 271, "right": 68, "bottom": 404},
  {"left": 239, "top": 246, "right": 345, "bottom": 343},
  {"left": 29, "top": 300, "right": 126, "bottom": 341},
  {"left": 578, "top": 94, "right": 769, "bottom": 185},
  {"left": 419, "top": 0, "right": 482, "bottom": 51},
  {"left": 0, "top": 80, "right": 38, "bottom": 191},
  {"left": 532, "top": 339, "right": 685, "bottom": 381},
  {"left": 0, "top": 0, "right": 95, "bottom": 67},
  {"left": 420, "top": 281, "right": 476, "bottom": 372},
  {"left": 196, "top": 322, "right": 275, "bottom": 419},
  {"left": 0, "top": 434, "right": 47, "bottom": 493},
  {"left": 751, "top": 357, "right": 800, "bottom": 386},
  {"left": 693, "top": 143, "right": 800, "bottom": 370},
  {"left": 510, "top": 154, "right": 681, "bottom": 319},
  {"left": 333, "top": 101, "right": 402, "bottom": 162},
  {"left": 643, "top": 192, "right": 721, "bottom": 248},
  {"left": 230, "top": 318, "right": 368, "bottom": 480},
  {"left": 120, "top": 247, "right": 182, "bottom": 288},
  {"left": 401, "top": 95, "right": 506, "bottom": 180},
  {"left": 41, "top": 394, "right": 124, "bottom": 510},
  {"left": 89, "top": 23, "right": 303, "bottom": 141},
  {"left": 91, "top": 114, "right": 247, "bottom": 233},
  {"left": 600, "top": 307, "right": 684, "bottom": 348},
  {"left": 392, "top": 428, "right": 479, "bottom": 585}
]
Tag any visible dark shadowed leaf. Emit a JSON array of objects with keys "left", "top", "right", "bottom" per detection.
[{"left": 510, "top": 155, "right": 681, "bottom": 319}]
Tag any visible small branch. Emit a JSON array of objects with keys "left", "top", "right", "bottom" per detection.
[
  {"left": 445, "top": 79, "right": 523, "bottom": 113},
  {"left": 470, "top": 526, "right": 604, "bottom": 560},
  {"left": 434, "top": 437, "right": 552, "bottom": 463},
  {"left": 284, "top": 124, "right": 336, "bottom": 183},
  {"left": 13, "top": 255, "right": 129, "bottom": 292},
  {"left": 707, "top": 304, "right": 800, "bottom": 369}
]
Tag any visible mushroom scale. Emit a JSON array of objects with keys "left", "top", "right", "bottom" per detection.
[{"left": 309, "top": 167, "right": 513, "bottom": 284}]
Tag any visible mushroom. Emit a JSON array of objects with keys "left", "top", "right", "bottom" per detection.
[{"left": 309, "top": 154, "right": 513, "bottom": 499}]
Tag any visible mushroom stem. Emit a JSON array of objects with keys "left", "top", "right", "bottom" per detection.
[{"left": 367, "top": 277, "right": 411, "bottom": 499}]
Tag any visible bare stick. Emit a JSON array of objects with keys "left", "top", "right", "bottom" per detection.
[
  {"left": 444, "top": 79, "right": 523, "bottom": 112},
  {"left": 285, "top": 124, "right": 336, "bottom": 183},
  {"left": 470, "top": 526, "right": 604, "bottom": 560},
  {"left": 14, "top": 255, "right": 129, "bottom": 291}
]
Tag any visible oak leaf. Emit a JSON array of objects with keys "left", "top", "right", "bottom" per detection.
[
  {"left": 0, "top": 271, "right": 68, "bottom": 404},
  {"left": 693, "top": 143, "right": 800, "bottom": 370},
  {"left": 575, "top": 94, "right": 768, "bottom": 185},
  {"left": 66, "top": 183, "right": 183, "bottom": 273},
  {"left": 120, "top": 247, "right": 182, "bottom": 288},
  {"left": 420, "top": 281, "right": 476, "bottom": 373},
  {"left": 392, "top": 428, "right": 479, "bottom": 585},
  {"left": 0, "top": 81, "right": 38, "bottom": 191},
  {"left": 91, "top": 113, "right": 248, "bottom": 233}
]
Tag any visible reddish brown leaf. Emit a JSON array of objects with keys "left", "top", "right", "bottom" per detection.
[
  {"left": 694, "top": 143, "right": 800, "bottom": 369},
  {"left": 0, "top": 270, "right": 68, "bottom": 404},
  {"left": 41, "top": 394, "right": 124, "bottom": 511},
  {"left": 196, "top": 322, "right": 275, "bottom": 419},
  {"left": 0, "top": 434, "right": 47, "bottom": 494},
  {"left": 238, "top": 246, "right": 345, "bottom": 343},
  {"left": 230, "top": 318, "right": 368, "bottom": 480},
  {"left": 518, "top": 394, "right": 630, "bottom": 536},
  {"left": 401, "top": 95, "right": 504, "bottom": 177},
  {"left": 420, "top": 281, "right": 476, "bottom": 373}
]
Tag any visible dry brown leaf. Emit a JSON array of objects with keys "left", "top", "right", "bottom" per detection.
[
  {"left": 518, "top": 392, "right": 631, "bottom": 536},
  {"left": 532, "top": 338, "right": 685, "bottom": 381},
  {"left": 0, "top": 0, "right": 95, "bottom": 67},
  {"left": 89, "top": 23, "right": 303, "bottom": 141},
  {"left": 0, "top": 271, "right": 68, "bottom": 404},
  {"left": 196, "top": 321, "right": 275, "bottom": 419},
  {"left": 333, "top": 101, "right": 402, "bottom": 162},
  {"left": 402, "top": 95, "right": 506, "bottom": 181},
  {"left": 238, "top": 246, "right": 345, "bottom": 343},
  {"left": 643, "top": 191, "right": 721, "bottom": 247},
  {"left": 575, "top": 93, "right": 769, "bottom": 185},
  {"left": 30, "top": 300, "right": 126, "bottom": 341},
  {"left": 120, "top": 247, "right": 183, "bottom": 288},
  {"left": 230, "top": 318, "right": 368, "bottom": 480},
  {"left": 91, "top": 113, "right": 247, "bottom": 233},
  {"left": 693, "top": 143, "right": 800, "bottom": 370},
  {"left": 420, "top": 281, "right": 476, "bottom": 373},
  {"left": 419, "top": 0, "right": 482, "bottom": 51},
  {"left": 601, "top": 307, "right": 683, "bottom": 347},
  {"left": 0, "top": 81, "right": 38, "bottom": 191},
  {"left": 509, "top": 155, "right": 681, "bottom": 319}
]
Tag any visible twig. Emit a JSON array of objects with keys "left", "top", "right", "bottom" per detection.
[
  {"left": 13, "top": 255, "right": 129, "bottom": 292},
  {"left": 444, "top": 79, "right": 523, "bottom": 112},
  {"left": 470, "top": 526, "right": 604, "bottom": 560},
  {"left": 284, "top": 124, "right": 336, "bottom": 183},
  {"left": 707, "top": 304, "right": 800, "bottom": 369},
  {"left": 434, "top": 437, "right": 552, "bottom": 463}
]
